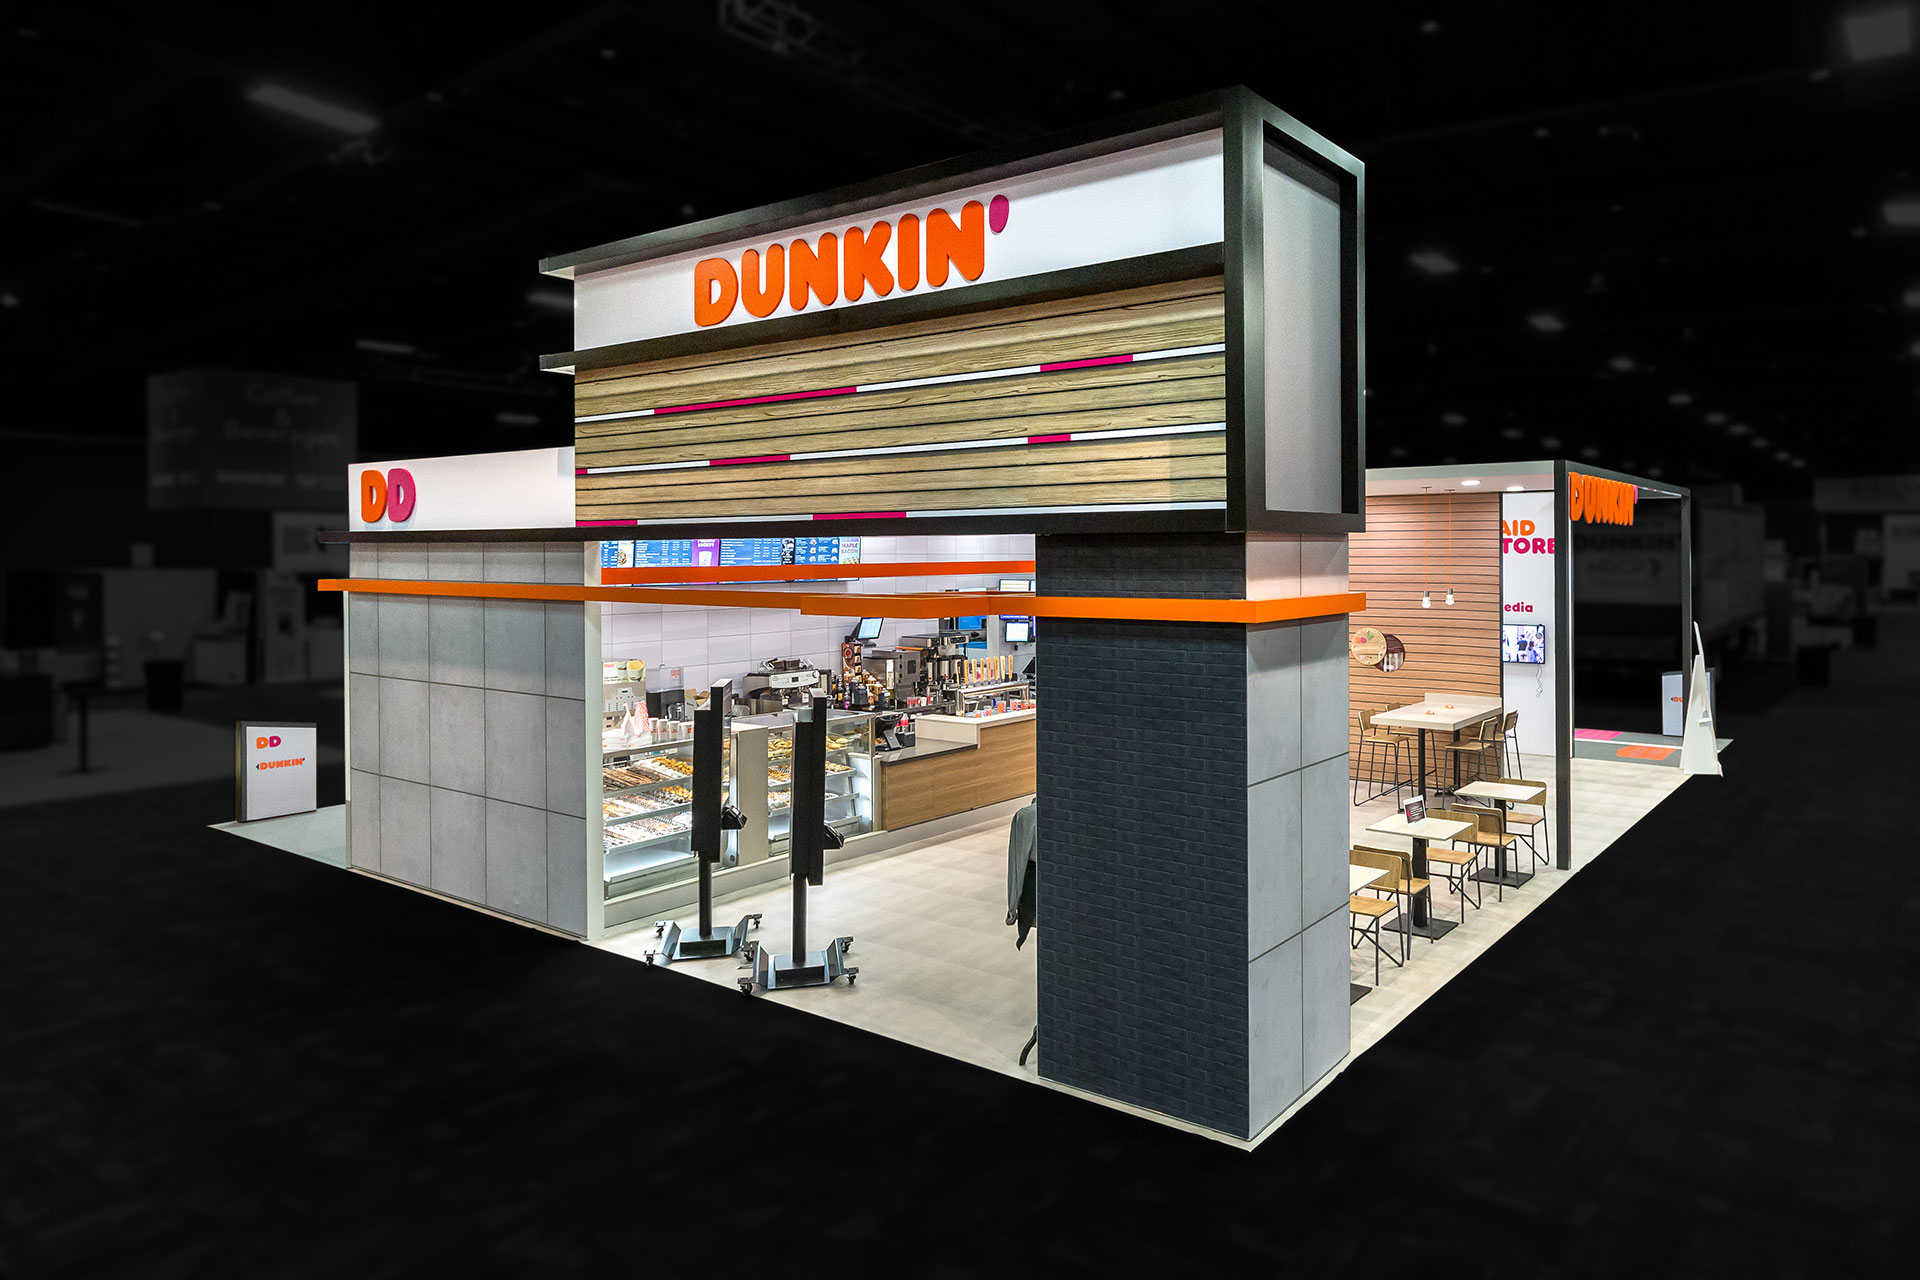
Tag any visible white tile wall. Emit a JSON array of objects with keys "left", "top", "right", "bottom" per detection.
[{"left": 598, "top": 534, "right": 1037, "bottom": 687}]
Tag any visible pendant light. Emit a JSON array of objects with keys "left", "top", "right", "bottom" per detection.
[
  {"left": 1420, "top": 486, "right": 1432, "bottom": 608},
  {"left": 1445, "top": 488, "right": 1456, "bottom": 606}
]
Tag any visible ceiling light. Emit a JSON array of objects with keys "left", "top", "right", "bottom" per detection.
[
  {"left": 1460, "top": 478, "right": 1481, "bottom": 486},
  {"left": 526, "top": 288, "right": 572, "bottom": 310},
  {"left": 1580, "top": 446, "right": 1601, "bottom": 459},
  {"left": 1410, "top": 249, "right": 1460, "bottom": 275},
  {"left": 1608, "top": 355, "right": 1636, "bottom": 371},
  {"left": 1705, "top": 411, "right": 1728, "bottom": 424},
  {"left": 1507, "top": 484, "right": 1525, "bottom": 491},
  {"left": 247, "top": 83, "right": 379, "bottom": 135},
  {"left": 1420, "top": 19, "right": 1440, "bottom": 34},
  {"left": 1728, "top": 423, "right": 1751, "bottom": 436},
  {"left": 1886, "top": 196, "right": 1920, "bottom": 227},
  {"left": 354, "top": 338, "right": 415, "bottom": 355},
  {"left": 1775, "top": 449, "right": 1793, "bottom": 460},
  {"left": 1668, "top": 392, "right": 1693, "bottom": 405},
  {"left": 1441, "top": 412, "right": 1466, "bottom": 425},
  {"left": 1844, "top": 6, "right": 1913, "bottom": 62},
  {"left": 495, "top": 411, "right": 540, "bottom": 425},
  {"left": 1910, "top": 340, "right": 1920, "bottom": 356},
  {"left": 1541, "top": 436, "right": 1561, "bottom": 449},
  {"left": 1792, "top": 458, "right": 1808, "bottom": 469},
  {"left": 1501, "top": 427, "right": 1524, "bottom": 440},
  {"left": 1528, "top": 312, "right": 1565, "bottom": 333}
]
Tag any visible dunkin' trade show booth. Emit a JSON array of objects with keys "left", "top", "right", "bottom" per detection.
[{"left": 280, "top": 88, "right": 1720, "bottom": 1146}]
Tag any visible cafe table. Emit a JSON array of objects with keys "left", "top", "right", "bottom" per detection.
[
  {"left": 1454, "top": 779, "right": 1547, "bottom": 890},
  {"left": 1363, "top": 812, "right": 1475, "bottom": 940},
  {"left": 1369, "top": 695, "right": 1502, "bottom": 800}
]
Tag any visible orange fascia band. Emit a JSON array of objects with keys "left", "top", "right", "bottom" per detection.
[{"left": 318, "top": 579, "right": 1365, "bottom": 625}]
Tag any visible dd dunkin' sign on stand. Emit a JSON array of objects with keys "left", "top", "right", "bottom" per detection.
[{"left": 236, "top": 721, "right": 318, "bottom": 821}]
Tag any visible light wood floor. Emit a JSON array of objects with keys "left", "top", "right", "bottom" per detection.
[{"left": 595, "top": 750, "right": 1691, "bottom": 1145}]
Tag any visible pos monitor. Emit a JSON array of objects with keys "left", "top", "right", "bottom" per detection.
[{"left": 852, "top": 617, "right": 883, "bottom": 642}]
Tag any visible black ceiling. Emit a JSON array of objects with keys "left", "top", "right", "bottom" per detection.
[{"left": 4, "top": 1, "right": 1915, "bottom": 499}]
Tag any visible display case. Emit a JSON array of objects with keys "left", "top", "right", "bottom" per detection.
[
  {"left": 950, "top": 679, "right": 1034, "bottom": 719},
  {"left": 601, "top": 729, "right": 707, "bottom": 896},
  {"left": 736, "top": 709, "right": 874, "bottom": 856}
]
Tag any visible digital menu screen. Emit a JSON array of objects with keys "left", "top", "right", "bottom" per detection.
[{"left": 601, "top": 537, "right": 860, "bottom": 570}]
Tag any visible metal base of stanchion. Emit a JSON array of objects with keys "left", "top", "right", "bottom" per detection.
[
  {"left": 645, "top": 914, "right": 761, "bottom": 965},
  {"left": 739, "top": 937, "right": 857, "bottom": 994}
]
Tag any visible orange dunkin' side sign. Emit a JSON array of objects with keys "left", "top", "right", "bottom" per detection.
[
  {"left": 693, "top": 194, "right": 1011, "bottom": 327},
  {"left": 1567, "top": 472, "right": 1638, "bottom": 526}
]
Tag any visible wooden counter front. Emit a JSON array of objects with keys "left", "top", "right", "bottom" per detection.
[{"left": 878, "top": 717, "right": 1037, "bottom": 830}]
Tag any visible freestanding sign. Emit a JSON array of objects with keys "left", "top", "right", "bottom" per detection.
[{"left": 236, "top": 721, "right": 318, "bottom": 821}]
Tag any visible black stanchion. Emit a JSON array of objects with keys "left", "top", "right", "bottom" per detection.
[
  {"left": 646, "top": 679, "right": 759, "bottom": 964},
  {"left": 741, "top": 694, "right": 857, "bottom": 994}
]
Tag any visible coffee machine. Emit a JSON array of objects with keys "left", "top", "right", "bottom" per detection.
[{"left": 741, "top": 658, "right": 823, "bottom": 713}]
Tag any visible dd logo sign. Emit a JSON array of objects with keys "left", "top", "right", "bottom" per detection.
[
  {"left": 256, "top": 735, "right": 282, "bottom": 749},
  {"left": 360, "top": 467, "right": 417, "bottom": 524}
]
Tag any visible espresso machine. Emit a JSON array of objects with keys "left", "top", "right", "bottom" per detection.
[
  {"left": 899, "top": 633, "right": 969, "bottom": 706},
  {"left": 741, "top": 657, "right": 823, "bottom": 713}
]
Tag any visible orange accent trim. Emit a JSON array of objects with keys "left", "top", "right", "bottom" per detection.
[
  {"left": 1616, "top": 744, "right": 1676, "bottom": 760},
  {"left": 317, "top": 579, "right": 1365, "bottom": 625},
  {"left": 600, "top": 559, "right": 1034, "bottom": 585}
]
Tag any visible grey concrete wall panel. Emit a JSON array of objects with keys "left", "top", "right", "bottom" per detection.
[
  {"left": 545, "top": 544, "right": 586, "bottom": 585},
  {"left": 483, "top": 599, "right": 546, "bottom": 695},
  {"left": 378, "top": 776, "right": 432, "bottom": 889},
  {"left": 348, "top": 672, "right": 381, "bottom": 775},
  {"left": 547, "top": 812, "right": 589, "bottom": 937},
  {"left": 428, "top": 683, "right": 486, "bottom": 795},
  {"left": 544, "top": 698, "right": 586, "bottom": 817},
  {"left": 349, "top": 769, "right": 380, "bottom": 871},
  {"left": 377, "top": 675, "right": 429, "bottom": 785},
  {"left": 428, "top": 598, "right": 485, "bottom": 687},
  {"left": 349, "top": 544, "right": 378, "bottom": 578},
  {"left": 1247, "top": 933, "right": 1304, "bottom": 1129},
  {"left": 379, "top": 543, "right": 429, "bottom": 581},
  {"left": 429, "top": 787, "right": 488, "bottom": 905},
  {"left": 1245, "top": 770, "right": 1303, "bottom": 960},
  {"left": 1246, "top": 621, "right": 1302, "bottom": 785},
  {"left": 347, "top": 595, "right": 379, "bottom": 675},
  {"left": 376, "top": 596, "right": 430, "bottom": 682},
  {"left": 1300, "top": 906, "right": 1351, "bottom": 1089},
  {"left": 485, "top": 799, "right": 548, "bottom": 922},
  {"left": 483, "top": 690, "right": 547, "bottom": 809},
  {"left": 1298, "top": 619, "right": 1351, "bottom": 766},
  {"left": 1300, "top": 755, "right": 1351, "bottom": 926},
  {"left": 428, "top": 542, "right": 483, "bottom": 582},
  {"left": 545, "top": 603, "right": 586, "bottom": 699},
  {"left": 483, "top": 542, "right": 547, "bottom": 584}
]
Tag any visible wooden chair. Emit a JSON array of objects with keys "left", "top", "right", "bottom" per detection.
[
  {"left": 1497, "top": 777, "right": 1551, "bottom": 868},
  {"left": 1440, "top": 716, "right": 1502, "bottom": 794},
  {"left": 1452, "top": 806, "right": 1519, "bottom": 901},
  {"left": 1497, "top": 710, "right": 1521, "bottom": 778},
  {"left": 1424, "top": 809, "right": 1486, "bottom": 920},
  {"left": 1349, "top": 895, "right": 1401, "bottom": 986},
  {"left": 1352, "top": 709, "right": 1413, "bottom": 807},
  {"left": 1350, "top": 845, "right": 1427, "bottom": 962}
]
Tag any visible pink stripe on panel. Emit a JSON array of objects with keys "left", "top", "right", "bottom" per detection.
[
  {"left": 654, "top": 386, "right": 856, "bottom": 416},
  {"left": 1026, "top": 434, "right": 1072, "bottom": 444},
  {"left": 1039, "top": 354, "right": 1133, "bottom": 372},
  {"left": 576, "top": 518, "right": 638, "bottom": 526},
  {"left": 713, "top": 453, "right": 790, "bottom": 466},
  {"left": 1574, "top": 729, "right": 1622, "bottom": 741},
  {"left": 817, "top": 511, "right": 905, "bottom": 519}
]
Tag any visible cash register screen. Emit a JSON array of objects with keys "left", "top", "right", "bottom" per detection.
[{"left": 854, "top": 616, "right": 883, "bottom": 641}]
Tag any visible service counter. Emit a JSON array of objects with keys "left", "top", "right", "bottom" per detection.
[{"left": 876, "top": 708, "right": 1037, "bottom": 830}]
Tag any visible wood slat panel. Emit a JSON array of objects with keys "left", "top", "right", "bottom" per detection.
[
  {"left": 1347, "top": 493, "right": 1504, "bottom": 783},
  {"left": 579, "top": 397, "right": 1225, "bottom": 469},
  {"left": 579, "top": 437, "right": 1224, "bottom": 505},
  {"left": 575, "top": 286, "right": 1224, "bottom": 414},
  {"left": 573, "top": 276, "right": 1230, "bottom": 523},
  {"left": 576, "top": 476, "right": 1226, "bottom": 521}
]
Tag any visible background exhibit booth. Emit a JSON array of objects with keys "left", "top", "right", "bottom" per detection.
[{"left": 326, "top": 88, "right": 1369, "bottom": 1143}]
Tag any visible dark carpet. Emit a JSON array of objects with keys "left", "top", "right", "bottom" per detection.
[{"left": 2, "top": 637, "right": 1913, "bottom": 1276}]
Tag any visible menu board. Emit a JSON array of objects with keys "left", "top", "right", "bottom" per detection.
[{"left": 601, "top": 537, "right": 860, "bottom": 569}]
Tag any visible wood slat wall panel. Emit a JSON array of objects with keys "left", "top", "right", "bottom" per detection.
[
  {"left": 577, "top": 476, "right": 1226, "bottom": 522},
  {"left": 1347, "top": 493, "right": 1503, "bottom": 783},
  {"left": 575, "top": 277, "right": 1229, "bottom": 522}
]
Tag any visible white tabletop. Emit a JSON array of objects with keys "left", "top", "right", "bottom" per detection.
[
  {"left": 1365, "top": 814, "right": 1474, "bottom": 842},
  {"left": 1351, "top": 865, "right": 1389, "bottom": 893},
  {"left": 1455, "top": 781, "right": 1546, "bottom": 804},
  {"left": 1371, "top": 699, "right": 1503, "bottom": 733}
]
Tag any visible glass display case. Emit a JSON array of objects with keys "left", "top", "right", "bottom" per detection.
[
  {"left": 739, "top": 709, "right": 874, "bottom": 856},
  {"left": 601, "top": 729, "right": 706, "bottom": 896},
  {"left": 951, "top": 680, "right": 1034, "bottom": 719}
]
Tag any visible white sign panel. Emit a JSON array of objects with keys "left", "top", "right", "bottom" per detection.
[
  {"left": 348, "top": 446, "right": 575, "bottom": 532},
  {"left": 570, "top": 131, "right": 1225, "bottom": 350},
  {"left": 1501, "top": 491, "right": 1557, "bottom": 758},
  {"left": 237, "top": 722, "right": 317, "bottom": 821}
]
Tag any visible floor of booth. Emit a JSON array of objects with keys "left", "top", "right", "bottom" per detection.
[
  {"left": 595, "top": 749, "right": 1694, "bottom": 1145},
  {"left": 207, "top": 804, "right": 348, "bottom": 868}
]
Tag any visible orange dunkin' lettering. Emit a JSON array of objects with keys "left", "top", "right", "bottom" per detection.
[{"left": 788, "top": 232, "right": 839, "bottom": 311}]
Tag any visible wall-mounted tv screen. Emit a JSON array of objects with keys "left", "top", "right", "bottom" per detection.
[
  {"left": 1003, "top": 618, "right": 1034, "bottom": 644},
  {"left": 1502, "top": 623, "right": 1546, "bottom": 664}
]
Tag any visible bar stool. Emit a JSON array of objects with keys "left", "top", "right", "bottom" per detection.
[
  {"left": 1352, "top": 709, "right": 1414, "bottom": 807},
  {"left": 1441, "top": 716, "right": 1502, "bottom": 794},
  {"left": 1498, "top": 710, "right": 1522, "bottom": 778},
  {"left": 1497, "top": 776, "right": 1552, "bottom": 869}
]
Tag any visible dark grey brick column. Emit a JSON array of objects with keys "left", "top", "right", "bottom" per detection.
[{"left": 1034, "top": 532, "right": 1351, "bottom": 1139}]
